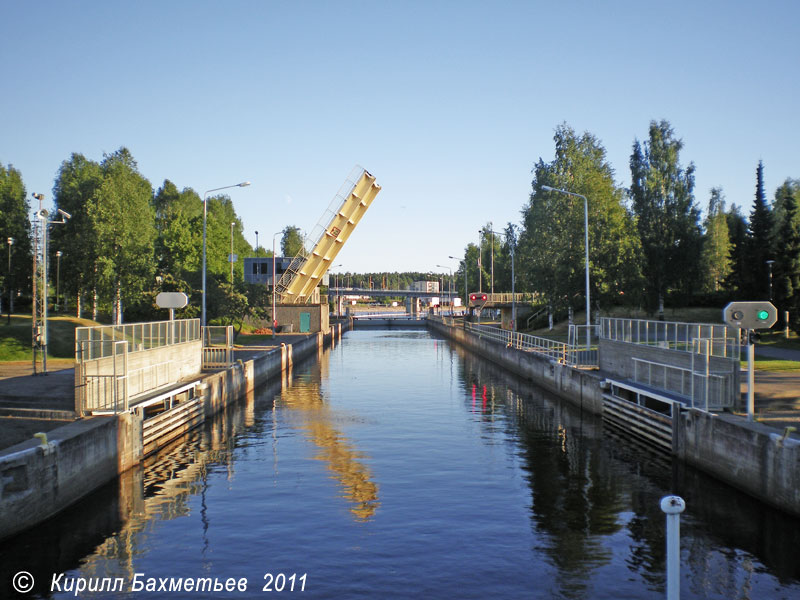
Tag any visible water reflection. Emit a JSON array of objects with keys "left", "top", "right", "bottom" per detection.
[
  {"left": 276, "top": 354, "right": 380, "bottom": 522},
  {"left": 452, "top": 339, "right": 800, "bottom": 599}
]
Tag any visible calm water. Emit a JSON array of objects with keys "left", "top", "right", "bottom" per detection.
[{"left": 3, "top": 329, "right": 800, "bottom": 599}]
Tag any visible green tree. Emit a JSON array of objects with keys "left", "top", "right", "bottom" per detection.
[
  {"left": 93, "top": 148, "right": 156, "bottom": 324},
  {"left": 743, "top": 160, "right": 774, "bottom": 299},
  {"left": 281, "top": 225, "right": 304, "bottom": 257},
  {"left": 520, "top": 123, "right": 641, "bottom": 313},
  {"left": 699, "top": 188, "right": 731, "bottom": 292},
  {"left": 630, "top": 120, "right": 701, "bottom": 312},
  {"left": 51, "top": 153, "right": 104, "bottom": 318},
  {"left": 0, "top": 163, "right": 33, "bottom": 310},
  {"left": 724, "top": 204, "right": 748, "bottom": 293},
  {"left": 771, "top": 178, "right": 800, "bottom": 243},
  {"left": 154, "top": 180, "right": 202, "bottom": 281},
  {"left": 772, "top": 194, "right": 800, "bottom": 332}
]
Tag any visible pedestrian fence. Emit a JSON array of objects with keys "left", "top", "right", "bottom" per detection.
[
  {"left": 76, "top": 319, "right": 200, "bottom": 361},
  {"left": 202, "top": 326, "right": 234, "bottom": 369},
  {"left": 458, "top": 320, "right": 598, "bottom": 368},
  {"left": 600, "top": 317, "right": 741, "bottom": 360}
]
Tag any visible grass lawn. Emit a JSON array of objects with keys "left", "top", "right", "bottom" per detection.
[{"left": 0, "top": 315, "right": 99, "bottom": 361}]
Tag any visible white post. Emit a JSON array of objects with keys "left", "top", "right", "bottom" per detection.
[
  {"left": 660, "top": 495, "right": 686, "bottom": 600},
  {"left": 747, "top": 332, "right": 755, "bottom": 421}
]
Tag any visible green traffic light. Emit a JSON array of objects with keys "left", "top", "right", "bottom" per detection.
[{"left": 757, "top": 310, "right": 769, "bottom": 320}]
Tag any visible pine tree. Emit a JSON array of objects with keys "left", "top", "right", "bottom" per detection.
[{"left": 743, "top": 161, "right": 774, "bottom": 299}]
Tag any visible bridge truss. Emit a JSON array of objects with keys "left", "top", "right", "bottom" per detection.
[{"left": 275, "top": 167, "right": 381, "bottom": 304}]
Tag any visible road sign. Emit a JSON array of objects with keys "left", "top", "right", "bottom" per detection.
[
  {"left": 156, "top": 292, "right": 189, "bottom": 310},
  {"left": 722, "top": 301, "right": 777, "bottom": 329}
]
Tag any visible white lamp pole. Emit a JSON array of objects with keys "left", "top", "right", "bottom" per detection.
[
  {"left": 541, "top": 185, "right": 590, "bottom": 350},
  {"left": 202, "top": 181, "right": 250, "bottom": 327},
  {"left": 272, "top": 230, "right": 282, "bottom": 338}
]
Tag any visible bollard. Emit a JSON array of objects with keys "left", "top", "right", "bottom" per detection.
[{"left": 660, "top": 495, "right": 686, "bottom": 600}]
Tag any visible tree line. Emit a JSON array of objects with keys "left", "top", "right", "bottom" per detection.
[
  {"left": 0, "top": 148, "right": 304, "bottom": 326},
  {"left": 451, "top": 120, "right": 800, "bottom": 332}
]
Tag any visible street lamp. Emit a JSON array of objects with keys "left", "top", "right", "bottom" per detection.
[
  {"left": 202, "top": 181, "right": 250, "bottom": 327},
  {"left": 448, "top": 255, "right": 466, "bottom": 309},
  {"left": 486, "top": 228, "right": 517, "bottom": 330},
  {"left": 229, "top": 222, "right": 236, "bottom": 285},
  {"left": 55, "top": 251, "right": 62, "bottom": 312},
  {"left": 255, "top": 230, "right": 259, "bottom": 254},
  {"left": 6, "top": 237, "right": 13, "bottom": 325},
  {"left": 436, "top": 264, "right": 453, "bottom": 314},
  {"left": 272, "top": 230, "right": 282, "bottom": 338},
  {"left": 541, "top": 185, "right": 590, "bottom": 350},
  {"left": 766, "top": 260, "right": 775, "bottom": 302}
]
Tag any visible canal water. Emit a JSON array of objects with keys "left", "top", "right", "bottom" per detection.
[{"left": 3, "top": 329, "right": 800, "bottom": 599}]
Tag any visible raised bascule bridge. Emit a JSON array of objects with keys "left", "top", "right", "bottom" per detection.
[{"left": 272, "top": 166, "right": 381, "bottom": 332}]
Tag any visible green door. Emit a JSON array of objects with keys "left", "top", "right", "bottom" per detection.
[{"left": 300, "top": 312, "right": 311, "bottom": 333}]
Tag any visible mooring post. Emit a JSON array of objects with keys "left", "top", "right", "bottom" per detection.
[{"left": 660, "top": 495, "right": 686, "bottom": 600}]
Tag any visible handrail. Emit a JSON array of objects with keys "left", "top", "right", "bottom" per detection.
[{"left": 600, "top": 317, "right": 741, "bottom": 360}]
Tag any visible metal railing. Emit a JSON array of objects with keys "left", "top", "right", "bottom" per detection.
[
  {"left": 76, "top": 319, "right": 200, "bottom": 361},
  {"left": 600, "top": 317, "right": 741, "bottom": 360},
  {"left": 632, "top": 357, "right": 733, "bottom": 410},
  {"left": 462, "top": 321, "right": 597, "bottom": 367},
  {"left": 202, "top": 325, "right": 234, "bottom": 369},
  {"left": 82, "top": 340, "right": 129, "bottom": 413}
]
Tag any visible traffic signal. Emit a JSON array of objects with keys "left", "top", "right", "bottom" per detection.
[
  {"left": 722, "top": 301, "right": 778, "bottom": 330},
  {"left": 468, "top": 293, "right": 488, "bottom": 308}
]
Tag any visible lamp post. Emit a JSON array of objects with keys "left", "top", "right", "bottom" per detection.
[
  {"left": 229, "top": 222, "right": 236, "bottom": 285},
  {"left": 436, "top": 264, "right": 453, "bottom": 314},
  {"left": 202, "top": 181, "right": 250, "bottom": 327},
  {"left": 55, "top": 251, "right": 62, "bottom": 312},
  {"left": 272, "top": 230, "right": 282, "bottom": 338},
  {"left": 6, "top": 237, "right": 13, "bottom": 324},
  {"left": 486, "top": 228, "right": 517, "bottom": 330},
  {"left": 541, "top": 185, "right": 590, "bottom": 350},
  {"left": 477, "top": 229, "right": 483, "bottom": 293},
  {"left": 448, "top": 255, "right": 466, "bottom": 310},
  {"left": 255, "top": 230, "right": 259, "bottom": 255},
  {"left": 766, "top": 260, "right": 775, "bottom": 301}
]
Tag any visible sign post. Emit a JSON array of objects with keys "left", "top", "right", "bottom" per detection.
[{"left": 156, "top": 292, "right": 189, "bottom": 345}]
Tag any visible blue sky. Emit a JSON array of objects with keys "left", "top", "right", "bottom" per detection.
[{"left": 2, "top": 0, "right": 798, "bottom": 274}]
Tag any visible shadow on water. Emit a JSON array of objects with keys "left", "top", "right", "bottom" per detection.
[{"left": 450, "top": 339, "right": 800, "bottom": 598}]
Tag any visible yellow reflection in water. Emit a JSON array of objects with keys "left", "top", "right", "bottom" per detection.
[{"left": 277, "top": 362, "right": 380, "bottom": 522}]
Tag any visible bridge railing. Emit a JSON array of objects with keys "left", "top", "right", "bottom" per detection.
[{"left": 484, "top": 292, "right": 539, "bottom": 304}]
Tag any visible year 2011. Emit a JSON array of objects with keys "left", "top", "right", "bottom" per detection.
[{"left": 263, "top": 573, "right": 307, "bottom": 592}]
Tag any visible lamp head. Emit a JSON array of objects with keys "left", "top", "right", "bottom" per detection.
[
  {"left": 541, "top": 185, "right": 554, "bottom": 192},
  {"left": 7, "top": 237, "right": 13, "bottom": 245},
  {"left": 58, "top": 208, "right": 72, "bottom": 220},
  {"left": 238, "top": 181, "right": 251, "bottom": 187}
]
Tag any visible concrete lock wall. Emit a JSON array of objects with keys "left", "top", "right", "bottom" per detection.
[
  {"left": 428, "top": 320, "right": 604, "bottom": 415},
  {"left": 0, "top": 417, "right": 126, "bottom": 540},
  {"left": 674, "top": 409, "right": 800, "bottom": 517},
  {"left": 0, "top": 324, "right": 346, "bottom": 542}
]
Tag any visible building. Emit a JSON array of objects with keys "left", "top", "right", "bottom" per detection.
[{"left": 410, "top": 280, "right": 440, "bottom": 293}]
